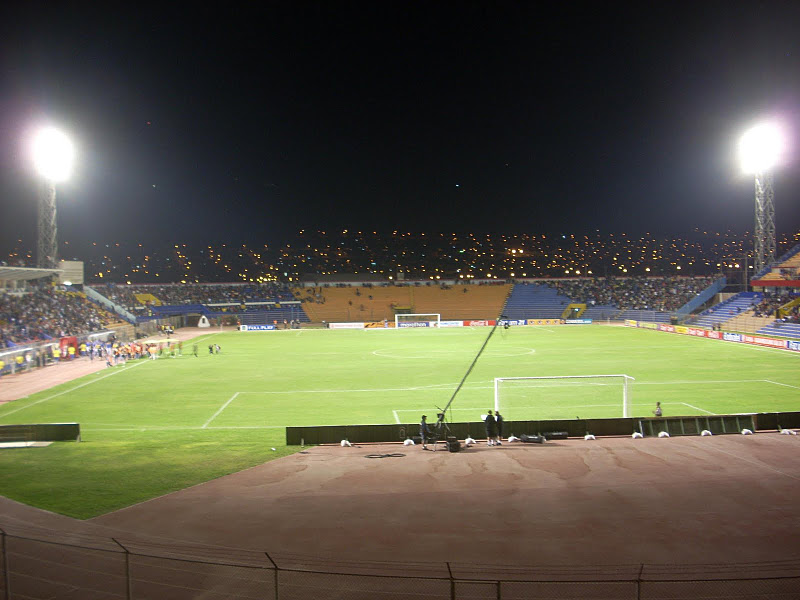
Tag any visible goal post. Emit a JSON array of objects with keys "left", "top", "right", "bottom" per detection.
[
  {"left": 494, "top": 374, "right": 635, "bottom": 419},
  {"left": 394, "top": 313, "right": 441, "bottom": 328}
]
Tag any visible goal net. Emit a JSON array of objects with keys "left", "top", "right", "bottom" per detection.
[
  {"left": 494, "top": 374, "right": 634, "bottom": 420},
  {"left": 395, "top": 313, "right": 441, "bottom": 328}
]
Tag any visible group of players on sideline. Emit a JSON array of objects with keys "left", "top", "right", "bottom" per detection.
[{"left": 0, "top": 336, "right": 222, "bottom": 377}]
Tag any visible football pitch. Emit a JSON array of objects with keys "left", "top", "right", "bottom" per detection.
[{"left": 0, "top": 324, "right": 798, "bottom": 518}]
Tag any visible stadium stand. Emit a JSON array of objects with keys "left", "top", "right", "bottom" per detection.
[
  {"left": 502, "top": 283, "right": 573, "bottom": 320},
  {"left": 687, "top": 292, "right": 762, "bottom": 329},
  {"left": 296, "top": 283, "right": 510, "bottom": 323},
  {"left": 0, "top": 286, "right": 118, "bottom": 349}
]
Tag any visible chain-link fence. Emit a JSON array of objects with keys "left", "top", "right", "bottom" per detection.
[{"left": 2, "top": 523, "right": 799, "bottom": 599}]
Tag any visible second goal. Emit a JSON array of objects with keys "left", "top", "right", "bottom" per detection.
[{"left": 493, "top": 374, "right": 635, "bottom": 420}]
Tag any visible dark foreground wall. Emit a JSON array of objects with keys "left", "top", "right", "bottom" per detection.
[
  {"left": 286, "top": 412, "right": 800, "bottom": 445},
  {"left": 0, "top": 423, "right": 81, "bottom": 443}
]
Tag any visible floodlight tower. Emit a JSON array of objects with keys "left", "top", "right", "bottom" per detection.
[
  {"left": 738, "top": 122, "right": 786, "bottom": 273},
  {"left": 31, "top": 127, "right": 74, "bottom": 269}
]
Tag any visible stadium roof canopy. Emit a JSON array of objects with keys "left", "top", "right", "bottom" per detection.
[{"left": 0, "top": 266, "right": 62, "bottom": 282}]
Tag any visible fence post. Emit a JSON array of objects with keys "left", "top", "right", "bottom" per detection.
[
  {"left": 496, "top": 580, "right": 501, "bottom": 600},
  {"left": 111, "top": 538, "right": 132, "bottom": 600},
  {"left": 1, "top": 528, "right": 10, "bottom": 600},
  {"left": 265, "top": 552, "right": 278, "bottom": 600},
  {"left": 637, "top": 563, "right": 644, "bottom": 600},
  {"left": 446, "top": 562, "right": 455, "bottom": 600}
]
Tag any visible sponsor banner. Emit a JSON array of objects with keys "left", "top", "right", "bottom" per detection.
[
  {"left": 501, "top": 319, "right": 527, "bottom": 326},
  {"left": 464, "top": 320, "right": 496, "bottom": 327},
  {"left": 743, "top": 335, "right": 787, "bottom": 349},
  {"left": 639, "top": 322, "right": 658, "bottom": 330},
  {"left": 439, "top": 320, "right": 464, "bottom": 328},
  {"left": 364, "top": 321, "right": 390, "bottom": 328},
  {"left": 526, "top": 319, "right": 562, "bottom": 326},
  {"left": 329, "top": 322, "right": 366, "bottom": 329},
  {"left": 398, "top": 321, "right": 431, "bottom": 328},
  {"left": 624, "top": 320, "right": 638, "bottom": 327},
  {"left": 629, "top": 316, "right": 798, "bottom": 351},
  {"left": 239, "top": 324, "right": 276, "bottom": 331},
  {"left": 565, "top": 319, "right": 593, "bottom": 324}
]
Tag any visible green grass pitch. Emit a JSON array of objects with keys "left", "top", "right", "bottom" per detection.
[{"left": 0, "top": 325, "right": 798, "bottom": 518}]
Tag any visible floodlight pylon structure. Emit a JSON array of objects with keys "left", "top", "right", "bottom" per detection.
[
  {"left": 37, "top": 181, "right": 58, "bottom": 269},
  {"left": 752, "top": 172, "right": 775, "bottom": 274},
  {"left": 30, "top": 127, "right": 74, "bottom": 270},
  {"left": 739, "top": 121, "right": 785, "bottom": 274}
]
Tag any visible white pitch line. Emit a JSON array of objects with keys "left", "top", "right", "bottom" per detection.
[
  {"left": 763, "top": 379, "right": 800, "bottom": 391},
  {"left": 680, "top": 402, "right": 716, "bottom": 415},
  {"left": 203, "top": 392, "right": 240, "bottom": 428},
  {"left": 0, "top": 360, "right": 149, "bottom": 420},
  {"left": 84, "top": 425, "right": 287, "bottom": 431},
  {"left": 392, "top": 410, "right": 400, "bottom": 424}
]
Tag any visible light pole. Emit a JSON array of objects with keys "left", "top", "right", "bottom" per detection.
[
  {"left": 738, "top": 121, "right": 786, "bottom": 273},
  {"left": 30, "top": 127, "right": 74, "bottom": 269}
]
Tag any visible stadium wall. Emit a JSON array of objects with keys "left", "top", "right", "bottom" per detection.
[
  {"left": 284, "top": 413, "right": 794, "bottom": 445},
  {"left": 0, "top": 423, "right": 80, "bottom": 443}
]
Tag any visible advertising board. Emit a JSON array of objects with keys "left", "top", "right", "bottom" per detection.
[
  {"left": 329, "top": 322, "right": 365, "bottom": 330},
  {"left": 439, "top": 320, "right": 464, "bottom": 328},
  {"left": 239, "top": 324, "right": 276, "bottom": 331}
]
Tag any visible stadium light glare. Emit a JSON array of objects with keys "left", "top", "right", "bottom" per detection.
[
  {"left": 31, "top": 126, "right": 75, "bottom": 182},
  {"left": 738, "top": 121, "right": 786, "bottom": 174}
]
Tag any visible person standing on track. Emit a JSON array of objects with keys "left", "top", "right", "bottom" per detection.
[
  {"left": 495, "top": 410, "right": 504, "bottom": 445},
  {"left": 420, "top": 415, "right": 431, "bottom": 450},
  {"left": 484, "top": 410, "right": 498, "bottom": 446}
]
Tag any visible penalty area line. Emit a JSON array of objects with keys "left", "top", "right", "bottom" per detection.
[
  {"left": 203, "top": 392, "right": 240, "bottom": 428},
  {"left": 680, "top": 402, "right": 715, "bottom": 415},
  {"left": 764, "top": 379, "right": 800, "bottom": 391}
]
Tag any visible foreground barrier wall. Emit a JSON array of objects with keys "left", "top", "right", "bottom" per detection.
[
  {"left": 286, "top": 413, "right": 796, "bottom": 445},
  {"left": 0, "top": 423, "right": 80, "bottom": 443},
  {"left": 2, "top": 522, "right": 799, "bottom": 600}
]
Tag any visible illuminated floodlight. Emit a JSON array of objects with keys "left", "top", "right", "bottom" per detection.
[
  {"left": 31, "top": 127, "right": 74, "bottom": 182},
  {"left": 738, "top": 121, "right": 786, "bottom": 174}
]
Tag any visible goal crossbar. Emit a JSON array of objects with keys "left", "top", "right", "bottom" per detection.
[{"left": 494, "top": 374, "right": 635, "bottom": 418}]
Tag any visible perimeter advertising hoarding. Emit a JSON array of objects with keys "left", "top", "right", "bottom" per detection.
[
  {"left": 364, "top": 321, "right": 390, "bottom": 328},
  {"left": 397, "top": 321, "right": 432, "bottom": 328},
  {"left": 565, "top": 319, "right": 593, "bottom": 324},
  {"left": 439, "top": 320, "right": 464, "bottom": 327},
  {"left": 626, "top": 320, "right": 800, "bottom": 352},
  {"left": 239, "top": 325, "right": 276, "bottom": 331},
  {"left": 329, "top": 322, "right": 365, "bottom": 329},
  {"left": 464, "top": 320, "right": 496, "bottom": 326},
  {"left": 526, "top": 319, "right": 562, "bottom": 326}
]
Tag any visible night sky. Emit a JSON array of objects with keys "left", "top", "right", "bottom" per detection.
[{"left": 1, "top": 2, "right": 800, "bottom": 254}]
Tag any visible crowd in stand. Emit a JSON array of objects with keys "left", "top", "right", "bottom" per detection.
[
  {"left": 548, "top": 276, "right": 716, "bottom": 312},
  {"left": 0, "top": 287, "right": 116, "bottom": 349},
  {"left": 102, "top": 283, "right": 294, "bottom": 309},
  {"left": 753, "top": 293, "right": 800, "bottom": 323}
]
